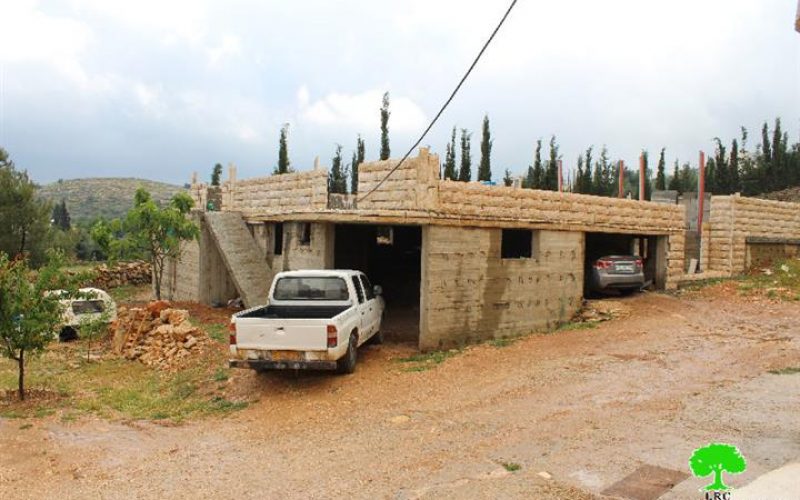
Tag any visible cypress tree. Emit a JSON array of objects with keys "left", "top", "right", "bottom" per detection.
[
  {"left": 328, "top": 144, "right": 347, "bottom": 194},
  {"left": 211, "top": 163, "right": 222, "bottom": 186},
  {"left": 52, "top": 200, "right": 71, "bottom": 231},
  {"left": 531, "top": 140, "right": 544, "bottom": 189},
  {"left": 458, "top": 129, "right": 472, "bottom": 182},
  {"left": 583, "top": 146, "right": 594, "bottom": 194},
  {"left": 544, "top": 136, "right": 559, "bottom": 190},
  {"left": 380, "top": 92, "right": 390, "bottom": 160},
  {"left": 503, "top": 169, "right": 513, "bottom": 187},
  {"left": 655, "top": 148, "right": 666, "bottom": 191},
  {"left": 711, "top": 138, "right": 726, "bottom": 193},
  {"left": 772, "top": 118, "right": 786, "bottom": 190},
  {"left": 729, "top": 138, "right": 740, "bottom": 193},
  {"left": 706, "top": 157, "right": 717, "bottom": 194},
  {"left": 575, "top": 154, "right": 585, "bottom": 193},
  {"left": 443, "top": 127, "right": 457, "bottom": 180},
  {"left": 668, "top": 160, "right": 681, "bottom": 192},
  {"left": 761, "top": 122, "right": 772, "bottom": 192},
  {"left": 350, "top": 135, "right": 364, "bottom": 194},
  {"left": 275, "top": 123, "right": 291, "bottom": 174},
  {"left": 599, "top": 147, "right": 612, "bottom": 196},
  {"left": 478, "top": 115, "right": 492, "bottom": 182}
]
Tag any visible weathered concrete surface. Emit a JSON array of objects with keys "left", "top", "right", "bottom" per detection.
[
  {"left": 203, "top": 211, "right": 271, "bottom": 307},
  {"left": 420, "top": 226, "right": 583, "bottom": 350}
]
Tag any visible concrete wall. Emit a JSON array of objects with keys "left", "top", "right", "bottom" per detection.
[
  {"left": 252, "top": 222, "right": 335, "bottom": 273},
  {"left": 420, "top": 226, "right": 584, "bottom": 350},
  {"left": 165, "top": 213, "right": 237, "bottom": 304},
  {"left": 707, "top": 195, "right": 800, "bottom": 275},
  {"left": 357, "top": 147, "right": 440, "bottom": 212},
  {"left": 437, "top": 181, "right": 685, "bottom": 234},
  {"left": 223, "top": 169, "right": 328, "bottom": 217}
]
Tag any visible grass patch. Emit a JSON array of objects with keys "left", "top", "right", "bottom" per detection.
[
  {"left": 107, "top": 284, "right": 149, "bottom": 303},
  {"left": 212, "top": 368, "right": 229, "bottom": 382},
  {"left": 558, "top": 321, "right": 598, "bottom": 332},
  {"left": 395, "top": 349, "right": 462, "bottom": 372},
  {"left": 735, "top": 259, "right": 800, "bottom": 301},
  {"left": 768, "top": 366, "right": 800, "bottom": 375},
  {"left": 680, "top": 278, "right": 728, "bottom": 291},
  {"left": 489, "top": 337, "right": 516, "bottom": 348},
  {"left": 19, "top": 423, "right": 33, "bottom": 430},
  {"left": 0, "top": 336, "right": 247, "bottom": 422},
  {"left": 206, "top": 324, "right": 228, "bottom": 344},
  {"left": 502, "top": 462, "right": 522, "bottom": 472}
]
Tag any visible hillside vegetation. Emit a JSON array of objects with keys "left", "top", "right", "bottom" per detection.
[{"left": 38, "top": 178, "right": 184, "bottom": 222}]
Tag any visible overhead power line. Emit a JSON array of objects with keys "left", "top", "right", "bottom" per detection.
[{"left": 357, "top": 0, "right": 519, "bottom": 202}]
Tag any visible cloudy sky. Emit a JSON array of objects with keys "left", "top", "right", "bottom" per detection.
[{"left": 1, "top": 0, "right": 798, "bottom": 185}]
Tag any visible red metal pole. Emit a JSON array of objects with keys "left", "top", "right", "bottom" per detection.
[
  {"left": 698, "top": 151, "right": 705, "bottom": 234},
  {"left": 639, "top": 153, "right": 645, "bottom": 201},
  {"left": 557, "top": 159, "right": 563, "bottom": 193},
  {"left": 618, "top": 160, "right": 625, "bottom": 198}
]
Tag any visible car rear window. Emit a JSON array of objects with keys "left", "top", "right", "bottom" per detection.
[
  {"left": 72, "top": 300, "right": 106, "bottom": 315},
  {"left": 273, "top": 277, "right": 350, "bottom": 301}
]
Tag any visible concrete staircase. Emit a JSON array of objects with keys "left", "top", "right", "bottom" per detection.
[{"left": 203, "top": 211, "right": 270, "bottom": 307}]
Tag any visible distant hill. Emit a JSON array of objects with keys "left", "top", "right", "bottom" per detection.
[{"left": 38, "top": 177, "right": 185, "bottom": 223}]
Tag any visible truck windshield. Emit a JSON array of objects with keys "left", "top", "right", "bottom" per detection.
[{"left": 273, "top": 277, "right": 350, "bottom": 301}]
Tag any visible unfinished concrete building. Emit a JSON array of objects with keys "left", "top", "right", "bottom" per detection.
[{"left": 166, "top": 148, "right": 800, "bottom": 350}]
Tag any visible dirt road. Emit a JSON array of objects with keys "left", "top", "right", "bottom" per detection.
[{"left": 1, "top": 290, "right": 799, "bottom": 499}]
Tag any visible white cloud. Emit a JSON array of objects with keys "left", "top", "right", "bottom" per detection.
[
  {"left": 207, "top": 35, "right": 242, "bottom": 67},
  {"left": 299, "top": 88, "right": 426, "bottom": 133},
  {"left": 0, "top": 0, "right": 93, "bottom": 85}
]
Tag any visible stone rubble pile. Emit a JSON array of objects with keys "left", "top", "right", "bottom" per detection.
[
  {"left": 112, "top": 301, "right": 212, "bottom": 371},
  {"left": 84, "top": 260, "right": 152, "bottom": 289}
]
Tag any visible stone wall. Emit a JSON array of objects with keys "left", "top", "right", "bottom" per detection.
[
  {"left": 420, "top": 226, "right": 584, "bottom": 350},
  {"left": 707, "top": 195, "right": 800, "bottom": 275},
  {"left": 222, "top": 169, "right": 328, "bottom": 217},
  {"left": 437, "top": 181, "right": 685, "bottom": 234},
  {"left": 357, "top": 147, "right": 440, "bottom": 212}
]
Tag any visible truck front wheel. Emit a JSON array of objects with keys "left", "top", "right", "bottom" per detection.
[{"left": 337, "top": 334, "right": 358, "bottom": 374}]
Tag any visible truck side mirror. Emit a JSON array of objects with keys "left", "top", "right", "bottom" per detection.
[{"left": 373, "top": 285, "right": 383, "bottom": 296}]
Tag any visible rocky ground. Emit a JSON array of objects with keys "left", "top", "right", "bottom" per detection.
[{"left": 1, "top": 288, "right": 798, "bottom": 499}]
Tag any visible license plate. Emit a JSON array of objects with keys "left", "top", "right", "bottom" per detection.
[
  {"left": 616, "top": 264, "right": 634, "bottom": 272},
  {"left": 271, "top": 350, "right": 302, "bottom": 361}
]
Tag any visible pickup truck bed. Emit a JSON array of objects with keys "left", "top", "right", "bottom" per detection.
[{"left": 237, "top": 305, "right": 350, "bottom": 320}]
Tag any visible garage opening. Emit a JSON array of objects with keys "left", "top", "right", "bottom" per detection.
[
  {"left": 334, "top": 224, "right": 421, "bottom": 344},
  {"left": 584, "top": 232, "right": 667, "bottom": 295}
]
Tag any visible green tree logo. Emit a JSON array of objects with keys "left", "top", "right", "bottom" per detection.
[{"left": 689, "top": 443, "right": 747, "bottom": 491}]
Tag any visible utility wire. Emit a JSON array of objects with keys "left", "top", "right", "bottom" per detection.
[{"left": 357, "top": 0, "right": 519, "bottom": 202}]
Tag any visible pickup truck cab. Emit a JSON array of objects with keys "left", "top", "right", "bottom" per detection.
[{"left": 229, "top": 270, "right": 385, "bottom": 374}]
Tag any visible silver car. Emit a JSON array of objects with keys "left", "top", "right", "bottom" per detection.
[{"left": 588, "top": 255, "right": 645, "bottom": 294}]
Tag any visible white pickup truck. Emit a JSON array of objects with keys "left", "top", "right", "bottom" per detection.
[{"left": 229, "top": 270, "right": 385, "bottom": 374}]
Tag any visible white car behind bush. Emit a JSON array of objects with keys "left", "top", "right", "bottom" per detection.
[{"left": 48, "top": 287, "right": 117, "bottom": 341}]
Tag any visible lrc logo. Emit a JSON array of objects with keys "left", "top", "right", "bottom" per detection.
[{"left": 689, "top": 442, "right": 746, "bottom": 497}]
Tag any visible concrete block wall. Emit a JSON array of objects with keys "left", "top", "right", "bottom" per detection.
[
  {"left": 358, "top": 147, "right": 440, "bottom": 212},
  {"left": 666, "top": 232, "right": 685, "bottom": 290},
  {"left": 707, "top": 195, "right": 800, "bottom": 275},
  {"left": 165, "top": 233, "right": 200, "bottom": 301},
  {"left": 437, "top": 181, "right": 685, "bottom": 234},
  {"left": 164, "top": 212, "right": 237, "bottom": 304},
  {"left": 223, "top": 169, "right": 328, "bottom": 217},
  {"left": 420, "top": 226, "right": 583, "bottom": 350},
  {"left": 273, "top": 222, "right": 334, "bottom": 272}
]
